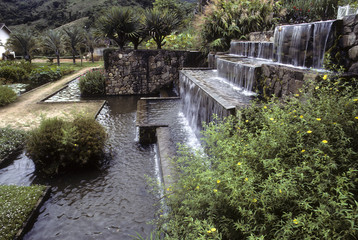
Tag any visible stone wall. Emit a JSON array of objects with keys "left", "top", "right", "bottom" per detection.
[
  {"left": 104, "top": 49, "right": 205, "bottom": 95},
  {"left": 339, "top": 14, "right": 358, "bottom": 72},
  {"left": 260, "top": 64, "right": 319, "bottom": 98}
]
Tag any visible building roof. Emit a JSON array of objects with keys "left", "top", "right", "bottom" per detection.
[{"left": 0, "top": 23, "right": 11, "bottom": 34}]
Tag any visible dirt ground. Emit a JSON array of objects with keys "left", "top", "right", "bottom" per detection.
[{"left": 0, "top": 67, "right": 105, "bottom": 130}]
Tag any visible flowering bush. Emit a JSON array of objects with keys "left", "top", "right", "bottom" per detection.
[
  {"left": 158, "top": 75, "right": 358, "bottom": 239},
  {"left": 26, "top": 117, "right": 107, "bottom": 176}
]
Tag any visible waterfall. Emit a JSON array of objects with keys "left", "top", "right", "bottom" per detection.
[
  {"left": 180, "top": 72, "right": 230, "bottom": 133},
  {"left": 273, "top": 20, "right": 333, "bottom": 69},
  {"left": 337, "top": 5, "right": 358, "bottom": 19},
  {"left": 230, "top": 41, "right": 273, "bottom": 60},
  {"left": 216, "top": 58, "right": 257, "bottom": 92}
]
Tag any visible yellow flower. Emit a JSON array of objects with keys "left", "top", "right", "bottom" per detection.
[
  {"left": 293, "top": 219, "right": 299, "bottom": 224},
  {"left": 217, "top": 180, "right": 221, "bottom": 184},
  {"left": 297, "top": 131, "right": 300, "bottom": 134},
  {"left": 245, "top": 120, "right": 249, "bottom": 123},
  {"left": 207, "top": 230, "right": 212, "bottom": 234},
  {"left": 307, "top": 130, "right": 312, "bottom": 134},
  {"left": 213, "top": 189, "right": 218, "bottom": 193},
  {"left": 264, "top": 106, "right": 267, "bottom": 109},
  {"left": 293, "top": 110, "right": 296, "bottom": 113},
  {"left": 211, "top": 228, "right": 216, "bottom": 232},
  {"left": 333, "top": 122, "right": 337, "bottom": 125},
  {"left": 323, "top": 75, "right": 328, "bottom": 80},
  {"left": 237, "top": 162, "right": 242, "bottom": 166},
  {"left": 167, "top": 188, "right": 171, "bottom": 191},
  {"left": 300, "top": 115, "right": 304, "bottom": 118},
  {"left": 196, "top": 186, "right": 200, "bottom": 190},
  {"left": 354, "top": 98, "right": 358, "bottom": 101},
  {"left": 315, "top": 86, "right": 319, "bottom": 90},
  {"left": 316, "top": 118, "right": 321, "bottom": 121},
  {"left": 244, "top": 177, "right": 248, "bottom": 181},
  {"left": 252, "top": 198, "right": 257, "bottom": 203},
  {"left": 270, "top": 118, "right": 274, "bottom": 121},
  {"left": 355, "top": 116, "right": 358, "bottom": 119},
  {"left": 279, "top": 189, "right": 282, "bottom": 193},
  {"left": 295, "top": 94, "right": 299, "bottom": 97},
  {"left": 322, "top": 140, "right": 328, "bottom": 144},
  {"left": 301, "top": 149, "right": 305, "bottom": 153}
]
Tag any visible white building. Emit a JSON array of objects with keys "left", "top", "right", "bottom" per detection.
[{"left": 0, "top": 23, "right": 15, "bottom": 60}]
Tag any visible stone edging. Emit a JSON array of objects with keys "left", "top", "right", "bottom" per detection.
[{"left": 14, "top": 186, "right": 51, "bottom": 240}]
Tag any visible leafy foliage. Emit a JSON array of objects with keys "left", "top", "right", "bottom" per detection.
[
  {"left": 0, "top": 185, "right": 47, "bottom": 240},
  {"left": 42, "top": 30, "right": 65, "bottom": 66},
  {"left": 194, "top": 0, "right": 283, "bottom": 53},
  {"left": 63, "top": 26, "right": 85, "bottom": 64},
  {"left": 159, "top": 75, "right": 358, "bottom": 239},
  {"left": 6, "top": 29, "right": 37, "bottom": 62},
  {"left": 79, "top": 69, "right": 106, "bottom": 96},
  {"left": 282, "top": 0, "right": 338, "bottom": 23},
  {"left": 144, "top": 8, "right": 181, "bottom": 49},
  {"left": 0, "top": 61, "right": 34, "bottom": 84},
  {"left": 96, "top": 7, "right": 140, "bottom": 50},
  {"left": 0, "top": 86, "right": 17, "bottom": 107},
  {"left": 26, "top": 117, "right": 107, "bottom": 176},
  {"left": 0, "top": 127, "right": 25, "bottom": 161},
  {"left": 28, "top": 66, "right": 62, "bottom": 87},
  {"left": 145, "top": 32, "right": 195, "bottom": 50}
]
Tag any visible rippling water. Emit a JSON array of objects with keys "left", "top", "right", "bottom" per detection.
[{"left": 0, "top": 96, "right": 161, "bottom": 240}]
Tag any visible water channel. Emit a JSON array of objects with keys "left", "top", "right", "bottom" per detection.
[{"left": 0, "top": 85, "right": 200, "bottom": 239}]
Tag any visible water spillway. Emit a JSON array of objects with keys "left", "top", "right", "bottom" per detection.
[
  {"left": 273, "top": 20, "right": 335, "bottom": 69},
  {"left": 230, "top": 41, "right": 273, "bottom": 60}
]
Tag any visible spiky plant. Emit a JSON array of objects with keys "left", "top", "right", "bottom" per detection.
[
  {"left": 42, "top": 30, "right": 64, "bottom": 66},
  {"left": 96, "top": 7, "right": 138, "bottom": 50},
  {"left": 63, "top": 27, "right": 84, "bottom": 64},
  {"left": 6, "top": 29, "right": 37, "bottom": 62},
  {"left": 144, "top": 8, "right": 180, "bottom": 49}
]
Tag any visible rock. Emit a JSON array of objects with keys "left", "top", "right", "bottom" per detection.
[
  {"left": 348, "top": 46, "right": 358, "bottom": 60},
  {"left": 348, "top": 62, "right": 358, "bottom": 72},
  {"left": 341, "top": 33, "right": 356, "bottom": 48}
]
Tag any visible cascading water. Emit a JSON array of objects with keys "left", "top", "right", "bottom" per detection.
[
  {"left": 216, "top": 58, "right": 258, "bottom": 92},
  {"left": 273, "top": 20, "right": 334, "bottom": 69},
  {"left": 230, "top": 41, "right": 273, "bottom": 60},
  {"left": 180, "top": 73, "right": 230, "bottom": 134}
]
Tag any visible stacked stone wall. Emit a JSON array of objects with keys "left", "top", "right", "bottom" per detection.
[{"left": 104, "top": 49, "right": 205, "bottom": 95}]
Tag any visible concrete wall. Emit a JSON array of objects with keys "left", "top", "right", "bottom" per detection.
[
  {"left": 0, "top": 28, "right": 10, "bottom": 60},
  {"left": 104, "top": 49, "right": 205, "bottom": 95}
]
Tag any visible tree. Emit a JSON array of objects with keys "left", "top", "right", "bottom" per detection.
[
  {"left": 144, "top": 8, "right": 180, "bottom": 49},
  {"left": 6, "top": 29, "right": 37, "bottom": 62},
  {"left": 42, "top": 30, "right": 64, "bottom": 66},
  {"left": 96, "top": 7, "right": 138, "bottom": 50},
  {"left": 84, "top": 30, "right": 97, "bottom": 63},
  {"left": 128, "top": 7, "right": 148, "bottom": 50},
  {"left": 63, "top": 27, "right": 84, "bottom": 64}
]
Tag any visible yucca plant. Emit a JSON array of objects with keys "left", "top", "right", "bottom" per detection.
[
  {"left": 144, "top": 8, "right": 180, "bottom": 49},
  {"left": 63, "top": 27, "right": 85, "bottom": 64},
  {"left": 42, "top": 30, "right": 64, "bottom": 66},
  {"left": 6, "top": 28, "right": 37, "bottom": 62},
  {"left": 96, "top": 7, "right": 139, "bottom": 50}
]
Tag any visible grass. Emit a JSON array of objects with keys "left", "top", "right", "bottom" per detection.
[
  {"left": 32, "top": 60, "right": 104, "bottom": 72},
  {"left": 0, "top": 185, "right": 47, "bottom": 240}
]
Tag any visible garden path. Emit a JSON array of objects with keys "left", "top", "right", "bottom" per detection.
[{"left": 0, "top": 67, "right": 104, "bottom": 130}]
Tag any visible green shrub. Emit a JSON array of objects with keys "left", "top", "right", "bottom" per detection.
[
  {"left": 145, "top": 32, "right": 195, "bottom": 50},
  {"left": 282, "top": 0, "right": 338, "bottom": 23},
  {"left": 28, "top": 66, "right": 62, "bottom": 87},
  {"left": 79, "top": 69, "right": 106, "bottom": 96},
  {"left": 26, "top": 117, "right": 107, "bottom": 176},
  {"left": 0, "top": 86, "right": 17, "bottom": 107},
  {"left": 0, "top": 127, "right": 26, "bottom": 161},
  {"left": 159, "top": 75, "right": 358, "bottom": 239},
  {"left": 0, "top": 66, "right": 28, "bottom": 83},
  {"left": 0, "top": 185, "right": 47, "bottom": 240},
  {"left": 194, "top": 0, "right": 283, "bottom": 52}
]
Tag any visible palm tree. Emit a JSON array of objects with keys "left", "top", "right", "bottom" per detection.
[
  {"left": 84, "top": 30, "right": 98, "bottom": 63},
  {"left": 6, "top": 29, "right": 37, "bottom": 62},
  {"left": 144, "top": 8, "right": 180, "bottom": 49},
  {"left": 96, "top": 7, "right": 138, "bottom": 50},
  {"left": 63, "top": 27, "right": 84, "bottom": 64},
  {"left": 42, "top": 30, "right": 64, "bottom": 66}
]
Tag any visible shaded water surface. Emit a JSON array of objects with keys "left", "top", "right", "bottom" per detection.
[{"left": 0, "top": 96, "right": 160, "bottom": 240}]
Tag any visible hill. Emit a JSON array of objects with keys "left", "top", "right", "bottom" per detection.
[{"left": 0, "top": 0, "right": 154, "bottom": 31}]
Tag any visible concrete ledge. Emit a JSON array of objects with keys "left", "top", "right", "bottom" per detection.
[
  {"left": 14, "top": 186, "right": 51, "bottom": 240},
  {"left": 156, "top": 127, "right": 176, "bottom": 189}
]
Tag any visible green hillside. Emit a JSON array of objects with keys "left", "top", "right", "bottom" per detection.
[{"left": 0, "top": 0, "right": 154, "bottom": 31}]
